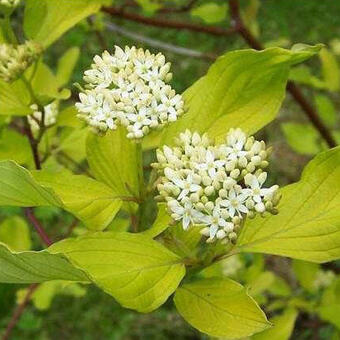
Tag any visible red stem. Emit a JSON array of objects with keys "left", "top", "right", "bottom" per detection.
[
  {"left": 102, "top": 6, "right": 237, "bottom": 37},
  {"left": 24, "top": 208, "right": 52, "bottom": 247},
  {"left": 1, "top": 284, "right": 39, "bottom": 340}
]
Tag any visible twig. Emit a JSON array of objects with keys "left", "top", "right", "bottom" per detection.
[
  {"left": 124, "top": 0, "right": 198, "bottom": 13},
  {"left": 228, "top": 0, "right": 336, "bottom": 148},
  {"left": 23, "top": 118, "right": 41, "bottom": 170},
  {"left": 24, "top": 208, "right": 52, "bottom": 247},
  {"left": 1, "top": 284, "right": 39, "bottom": 340},
  {"left": 105, "top": 22, "right": 216, "bottom": 61},
  {"left": 102, "top": 6, "right": 237, "bottom": 37}
]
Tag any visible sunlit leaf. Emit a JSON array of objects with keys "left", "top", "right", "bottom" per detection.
[
  {"left": 174, "top": 277, "right": 271, "bottom": 338},
  {"left": 0, "top": 216, "right": 31, "bottom": 251},
  {"left": 158, "top": 45, "right": 322, "bottom": 147},
  {"left": 32, "top": 170, "right": 122, "bottom": 230},
  {"left": 49, "top": 232, "right": 185, "bottom": 312},
  {"left": 238, "top": 147, "right": 340, "bottom": 263},
  {"left": 253, "top": 308, "right": 298, "bottom": 340},
  {"left": 24, "top": 0, "right": 102, "bottom": 48},
  {"left": 0, "top": 242, "right": 88, "bottom": 283}
]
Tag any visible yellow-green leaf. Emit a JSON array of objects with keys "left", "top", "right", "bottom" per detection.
[
  {"left": 24, "top": 0, "right": 102, "bottom": 48},
  {"left": 281, "top": 122, "right": 321, "bottom": 155},
  {"left": 142, "top": 203, "right": 171, "bottom": 238},
  {"left": 191, "top": 3, "right": 228, "bottom": 24},
  {"left": 0, "top": 216, "right": 31, "bottom": 251},
  {"left": 0, "top": 79, "right": 31, "bottom": 116},
  {"left": 292, "top": 260, "right": 319, "bottom": 293},
  {"left": 320, "top": 47, "right": 340, "bottom": 91},
  {"left": 174, "top": 277, "right": 271, "bottom": 338},
  {"left": 32, "top": 170, "right": 122, "bottom": 231},
  {"left": 160, "top": 45, "right": 322, "bottom": 146},
  {"left": 0, "top": 160, "right": 61, "bottom": 207},
  {"left": 56, "top": 47, "right": 80, "bottom": 87},
  {"left": 237, "top": 147, "right": 340, "bottom": 263},
  {"left": 48, "top": 232, "right": 186, "bottom": 312},
  {"left": 0, "top": 242, "right": 88, "bottom": 283},
  {"left": 86, "top": 127, "right": 142, "bottom": 199},
  {"left": 17, "top": 280, "right": 86, "bottom": 311},
  {"left": 253, "top": 308, "right": 298, "bottom": 340}
]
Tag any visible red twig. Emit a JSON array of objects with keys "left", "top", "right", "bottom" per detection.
[
  {"left": 102, "top": 6, "right": 237, "bottom": 37},
  {"left": 1, "top": 284, "right": 39, "bottom": 340},
  {"left": 228, "top": 0, "right": 336, "bottom": 148},
  {"left": 24, "top": 208, "right": 52, "bottom": 247},
  {"left": 23, "top": 119, "right": 41, "bottom": 170}
]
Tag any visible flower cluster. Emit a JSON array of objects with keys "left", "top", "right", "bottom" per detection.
[
  {"left": 27, "top": 102, "right": 58, "bottom": 134},
  {"left": 0, "top": 0, "right": 20, "bottom": 8},
  {"left": 0, "top": 41, "right": 41, "bottom": 82},
  {"left": 153, "top": 128, "right": 280, "bottom": 243},
  {"left": 313, "top": 270, "right": 335, "bottom": 290},
  {"left": 76, "top": 45, "right": 184, "bottom": 139}
]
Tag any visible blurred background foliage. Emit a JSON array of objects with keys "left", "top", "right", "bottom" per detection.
[{"left": 0, "top": 0, "right": 340, "bottom": 339}]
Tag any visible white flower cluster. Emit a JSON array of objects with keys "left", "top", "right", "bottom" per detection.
[
  {"left": 153, "top": 128, "right": 280, "bottom": 243},
  {"left": 0, "top": 0, "right": 20, "bottom": 8},
  {"left": 0, "top": 41, "right": 41, "bottom": 82},
  {"left": 27, "top": 102, "right": 58, "bottom": 134},
  {"left": 76, "top": 45, "right": 184, "bottom": 139},
  {"left": 313, "top": 270, "right": 335, "bottom": 290}
]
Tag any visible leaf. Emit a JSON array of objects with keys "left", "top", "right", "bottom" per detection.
[
  {"left": 289, "top": 65, "right": 326, "bottom": 89},
  {"left": 86, "top": 127, "right": 142, "bottom": 199},
  {"left": 315, "top": 94, "right": 337, "bottom": 127},
  {"left": 17, "top": 280, "right": 86, "bottom": 311},
  {"left": 0, "top": 160, "right": 61, "bottom": 207},
  {"left": 24, "top": 0, "right": 102, "bottom": 48},
  {"left": 57, "top": 106, "right": 83, "bottom": 128},
  {"left": 56, "top": 47, "right": 80, "bottom": 87},
  {"left": 0, "top": 129, "right": 33, "bottom": 166},
  {"left": 281, "top": 122, "right": 321, "bottom": 155},
  {"left": 0, "top": 242, "right": 88, "bottom": 283},
  {"left": 292, "top": 259, "right": 319, "bottom": 293},
  {"left": 174, "top": 277, "right": 271, "bottom": 338},
  {"left": 242, "top": 0, "right": 260, "bottom": 37},
  {"left": 191, "top": 3, "right": 228, "bottom": 24},
  {"left": 27, "top": 61, "right": 70, "bottom": 103},
  {"left": 159, "top": 45, "right": 322, "bottom": 146},
  {"left": 55, "top": 127, "right": 87, "bottom": 162},
  {"left": 246, "top": 271, "right": 275, "bottom": 297},
  {"left": 253, "top": 308, "right": 298, "bottom": 340},
  {"left": 320, "top": 47, "right": 340, "bottom": 91},
  {"left": 0, "top": 79, "right": 31, "bottom": 116},
  {"left": 237, "top": 147, "right": 340, "bottom": 263},
  {"left": 48, "top": 232, "right": 186, "bottom": 312},
  {"left": 162, "top": 223, "right": 202, "bottom": 258},
  {"left": 0, "top": 216, "right": 31, "bottom": 251},
  {"left": 142, "top": 203, "right": 171, "bottom": 238},
  {"left": 317, "top": 277, "right": 340, "bottom": 329},
  {"left": 32, "top": 170, "right": 122, "bottom": 231}
]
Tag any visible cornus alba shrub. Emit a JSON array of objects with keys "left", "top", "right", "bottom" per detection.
[{"left": 0, "top": 2, "right": 339, "bottom": 338}]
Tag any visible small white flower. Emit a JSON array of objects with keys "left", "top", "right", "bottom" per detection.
[
  {"left": 170, "top": 201, "right": 203, "bottom": 230},
  {"left": 202, "top": 207, "right": 229, "bottom": 238},
  {"left": 220, "top": 189, "right": 248, "bottom": 217},
  {"left": 166, "top": 171, "right": 201, "bottom": 201},
  {"left": 196, "top": 150, "right": 225, "bottom": 178},
  {"left": 244, "top": 172, "right": 270, "bottom": 203}
]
